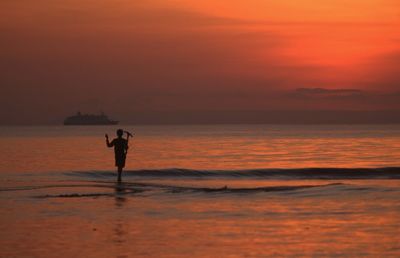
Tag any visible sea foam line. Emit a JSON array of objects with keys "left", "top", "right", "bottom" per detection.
[{"left": 66, "top": 167, "right": 400, "bottom": 179}]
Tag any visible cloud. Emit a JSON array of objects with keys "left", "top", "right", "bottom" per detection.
[
  {"left": 294, "top": 88, "right": 364, "bottom": 98},
  {"left": 282, "top": 87, "right": 400, "bottom": 111}
]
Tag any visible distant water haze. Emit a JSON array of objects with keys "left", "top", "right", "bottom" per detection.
[
  {"left": 3, "top": 110, "right": 400, "bottom": 125},
  {"left": 115, "top": 110, "right": 400, "bottom": 125}
]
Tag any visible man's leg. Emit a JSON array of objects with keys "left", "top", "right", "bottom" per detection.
[{"left": 117, "top": 166, "right": 122, "bottom": 182}]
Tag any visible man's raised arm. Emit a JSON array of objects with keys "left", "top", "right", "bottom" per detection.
[{"left": 105, "top": 134, "right": 113, "bottom": 147}]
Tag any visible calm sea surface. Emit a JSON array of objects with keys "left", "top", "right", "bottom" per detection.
[
  {"left": 1, "top": 125, "right": 400, "bottom": 257},
  {"left": 1, "top": 124, "right": 400, "bottom": 173}
]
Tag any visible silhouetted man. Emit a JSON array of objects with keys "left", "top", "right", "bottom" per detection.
[{"left": 106, "top": 129, "right": 129, "bottom": 182}]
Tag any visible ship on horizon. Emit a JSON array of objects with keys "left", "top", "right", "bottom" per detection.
[{"left": 64, "top": 112, "right": 119, "bottom": 125}]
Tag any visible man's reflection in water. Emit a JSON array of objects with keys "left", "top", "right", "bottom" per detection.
[
  {"left": 114, "top": 182, "right": 127, "bottom": 245},
  {"left": 115, "top": 182, "right": 127, "bottom": 208}
]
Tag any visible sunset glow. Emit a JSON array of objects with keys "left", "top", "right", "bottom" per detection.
[{"left": 1, "top": 0, "right": 400, "bottom": 123}]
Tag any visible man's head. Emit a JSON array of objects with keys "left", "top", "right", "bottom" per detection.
[{"left": 116, "top": 129, "right": 124, "bottom": 137}]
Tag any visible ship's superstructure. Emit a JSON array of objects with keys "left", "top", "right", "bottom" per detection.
[{"left": 64, "top": 112, "right": 118, "bottom": 125}]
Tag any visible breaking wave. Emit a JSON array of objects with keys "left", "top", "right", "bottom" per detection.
[{"left": 65, "top": 167, "right": 400, "bottom": 180}]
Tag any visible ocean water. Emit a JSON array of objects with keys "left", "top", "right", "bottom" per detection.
[{"left": 1, "top": 125, "right": 400, "bottom": 257}]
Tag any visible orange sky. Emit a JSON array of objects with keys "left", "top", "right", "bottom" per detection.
[{"left": 0, "top": 0, "right": 400, "bottom": 123}]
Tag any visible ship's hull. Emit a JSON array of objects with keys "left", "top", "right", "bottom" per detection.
[{"left": 64, "top": 121, "right": 119, "bottom": 125}]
